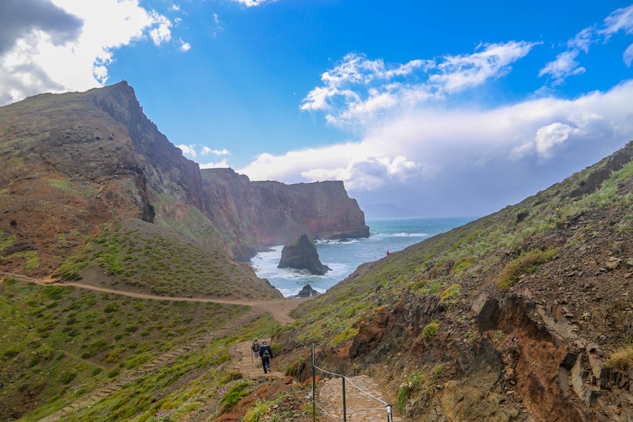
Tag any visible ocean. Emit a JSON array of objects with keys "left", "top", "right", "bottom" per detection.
[{"left": 249, "top": 217, "right": 474, "bottom": 297}]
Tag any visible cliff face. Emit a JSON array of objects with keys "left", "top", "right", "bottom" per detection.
[
  {"left": 0, "top": 82, "right": 368, "bottom": 275},
  {"left": 202, "top": 168, "right": 369, "bottom": 260}
]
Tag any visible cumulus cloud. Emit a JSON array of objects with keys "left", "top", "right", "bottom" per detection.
[
  {"left": 177, "top": 144, "right": 197, "bottom": 157},
  {"left": 242, "top": 81, "right": 633, "bottom": 197},
  {"left": 0, "top": 0, "right": 178, "bottom": 105},
  {"left": 240, "top": 143, "right": 430, "bottom": 190},
  {"left": 200, "top": 159, "right": 230, "bottom": 169},
  {"left": 301, "top": 42, "right": 539, "bottom": 125},
  {"left": 179, "top": 38, "right": 191, "bottom": 52},
  {"left": 201, "top": 147, "right": 230, "bottom": 156}
]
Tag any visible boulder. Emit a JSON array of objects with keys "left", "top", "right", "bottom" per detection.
[
  {"left": 294, "top": 284, "right": 320, "bottom": 298},
  {"left": 278, "top": 234, "right": 331, "bottom": 275}
]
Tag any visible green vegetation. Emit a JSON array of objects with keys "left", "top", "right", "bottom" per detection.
[
  {"left": 0, "top": 279, "right": 250, "bottom": 421},
  {"left": 498, "top": 248, "right": 558, "bottom": 288},
  {"left": 422, "top": 322, "right": 439, "bottom": 339},
  {"left": 54, "top": 220, "right": 278, "bottom": 299},
  {"left": 220, "top": 381, "right": 252, "bottom": 410}
]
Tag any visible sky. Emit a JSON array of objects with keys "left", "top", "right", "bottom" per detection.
[{"left": 1, "top": 1, "right": 633, "bottom": 217}]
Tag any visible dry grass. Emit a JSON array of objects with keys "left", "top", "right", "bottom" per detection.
[{"left": 605, "top": 343, "right": 633, "bottom": 370}]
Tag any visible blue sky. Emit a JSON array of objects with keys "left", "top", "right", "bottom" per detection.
[{"left": 2, "top": 0, "right": 633, "bottom": 217}]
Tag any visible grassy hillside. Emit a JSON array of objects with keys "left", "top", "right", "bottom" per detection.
[
  {"left": 0, "top": 279, "right": 250, "bottom": 421},
  {"left": 53, "top": 218, "right": 282, "bottom": 300}
]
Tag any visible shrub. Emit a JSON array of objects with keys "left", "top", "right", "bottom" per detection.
[
  {"left": 103, "top": 303, "right": 119, "bottom": 313},
  {"left": 106, "top": 348, "right": 124, "bottom": 363},
  {"left": 498, "top": 248, "right": 558, "bottom": 289},
  {"left": 220, "top": 381, "right": 251, "bottom": 410},
  {"left": 107, "top": 367, "right": 121, "bottom": 378},
  {"left": 125, "top": 324, "right": 137, "bottom": 332},
  {"left": 60, "top": 371, "right": 77, "bottom": 384},
  {"left": 91, "top": 367, "right": 102, "bottom": 376},
  {"left": 271, "top": 343, "right": 283, "bottom": 357},
  {"left": 452, "top": 256, "right": 474, "bottom": 273},
  {"left": 285, "top": 361, "right": 299, "bottom": 377},
  {"left": 440, "top": 284, "right": 461, "bottom": 303},
  {"left": 330, "top": 327, "right": 359, "bottom": 345},
  {"left": 3, "top": 349, "right": 20, "bottom": 359},
  {"left": 397, "top": 385, "right": 410, "bottom": 413},
  {"left": 605, "top": 344, "right": 633, "bottom": 370},
  {"left": 422, "top": 322, "right": 438, "bottom": 339},
  {"left": 4, "top": 278, "right": 17, "bottom": 285}
]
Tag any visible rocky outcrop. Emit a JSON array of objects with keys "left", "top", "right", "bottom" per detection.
[
  {"left": 278, "top": 234, "right": 331, "bottom": 275},
  {"left": 201, "top": 168, "right": 370, "bottom": 260},
  {"left": 294, "top": 284, "right": 321, "bottom": 298}
]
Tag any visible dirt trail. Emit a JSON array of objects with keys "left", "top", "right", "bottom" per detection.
[
  {"left": 230, "top": 340, "right": 284, "bottom": 379},
  {"left": 0, "top": 271, "right": 311, "bottom": 326},
  {"left": 317, "top": 375, "right": 402, "bottom": 422}
]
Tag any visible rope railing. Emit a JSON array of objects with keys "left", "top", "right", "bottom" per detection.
[
  {"left": 314, "top": 401, "right": 341, "bottom": 421},
  {"left": 311, "top": 343, "right": 393, "bottom": 422}
]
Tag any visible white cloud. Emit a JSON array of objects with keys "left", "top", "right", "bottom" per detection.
[
  {"left": 301, "top": 42, "right": 539, "bottom": 125},
  {"left": 540, "top": 5, "right": 633, "bottom": 85},
  {"left": 179, "top": 38, "right": 191, "bottom": 52},
  {"left": 177, "top": 144, "right": 197, "bottom": 157},
  {"left": 149, "top": 14, "right": 172, "bottom": 45},
  {"left": 169, "top": 4, "right": 180, "bottom": 12},
  {"left": 533, "top": 123, "right": 582, "bottom": 159},
  {"left": 538, "top": 50, "right": 585, "bottom": 86},
  {"left": 228, "top": 0, "right": 275, "bottom": 7},
  {"left": 625, "top": 43, "right": 633, "bottom": 67},
  {"left": 200, "top": 159, "right": 230, "bottom": 169},
  {"left": 430, "top": 41, "right": 538, "bottom": 93},
  {"left": 243, "top": 81, "right": 633, "bottom": 193},
  {"left": 0, "top": 0, "right": 175, "bottom": 105},
  {"left": 201, "top": 147, "right": 230, "bottom": 156},
  {"left": 600, "top": 5, "right": 633, "bottom": 39}
]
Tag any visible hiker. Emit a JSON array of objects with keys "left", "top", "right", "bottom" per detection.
[
  {"left": 251, "top": 338, "right": 260, "bottom": 367},
  {"left": 386, "top": 251, "right": 390, "bottom": 256},
  {"left": 258, "top": 340, "right": 273, "bottom": 374}
]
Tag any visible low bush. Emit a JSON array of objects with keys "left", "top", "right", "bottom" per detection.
[
  {"left": 605, "top": 344, "right": 633, "bottom": 370},
  {"left": 220, "top": 381, "right": 251, "bottom": 410},
  {"left": 271, "top": 343, "right": 283, "bottom": 357},
  {"left": 60, "top": 371, "right": 77, "bottom": 384},
  {"left": 422, "top": 322, "right": 438, "bottom": 339},
  {"left": 498, "top": 248, "right": 558, "bottom": 288}
]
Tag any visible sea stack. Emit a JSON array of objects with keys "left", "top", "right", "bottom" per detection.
[
  {"left": 278, "top": 234, "right": 331, "bottom": 275},
  {"left": 294, "top": 284, "right": 320, "bottom": 298}
]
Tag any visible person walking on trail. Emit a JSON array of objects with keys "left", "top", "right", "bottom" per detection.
[
  {"left": 251, "top": 338, "right": 260, "bottom": 367},
  {"left": 259, "top": 340, "right": 273, "bottom": 374}
]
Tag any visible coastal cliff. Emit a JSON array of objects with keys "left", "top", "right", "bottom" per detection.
[
  {"left": 0, "top": 82, "right": 368, "bottom": 274},
  {"left": 201, "top": 168, "right": 369, "bottom": 260}
]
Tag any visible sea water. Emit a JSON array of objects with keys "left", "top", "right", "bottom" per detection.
[{"left": 249, "top": 217, "right": 474, "bottom": 297}]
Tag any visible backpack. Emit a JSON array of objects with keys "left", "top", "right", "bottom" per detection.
[
  {"left": 262, "top": 348, "right": 271, "bottom": 359},
  {"left": 252, "top": 341, "right": 260, "bottom": 352}
]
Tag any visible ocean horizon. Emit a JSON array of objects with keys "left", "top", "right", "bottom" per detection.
[{"left": 249, "top": 217, "right": 476, "bottom": 297}]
